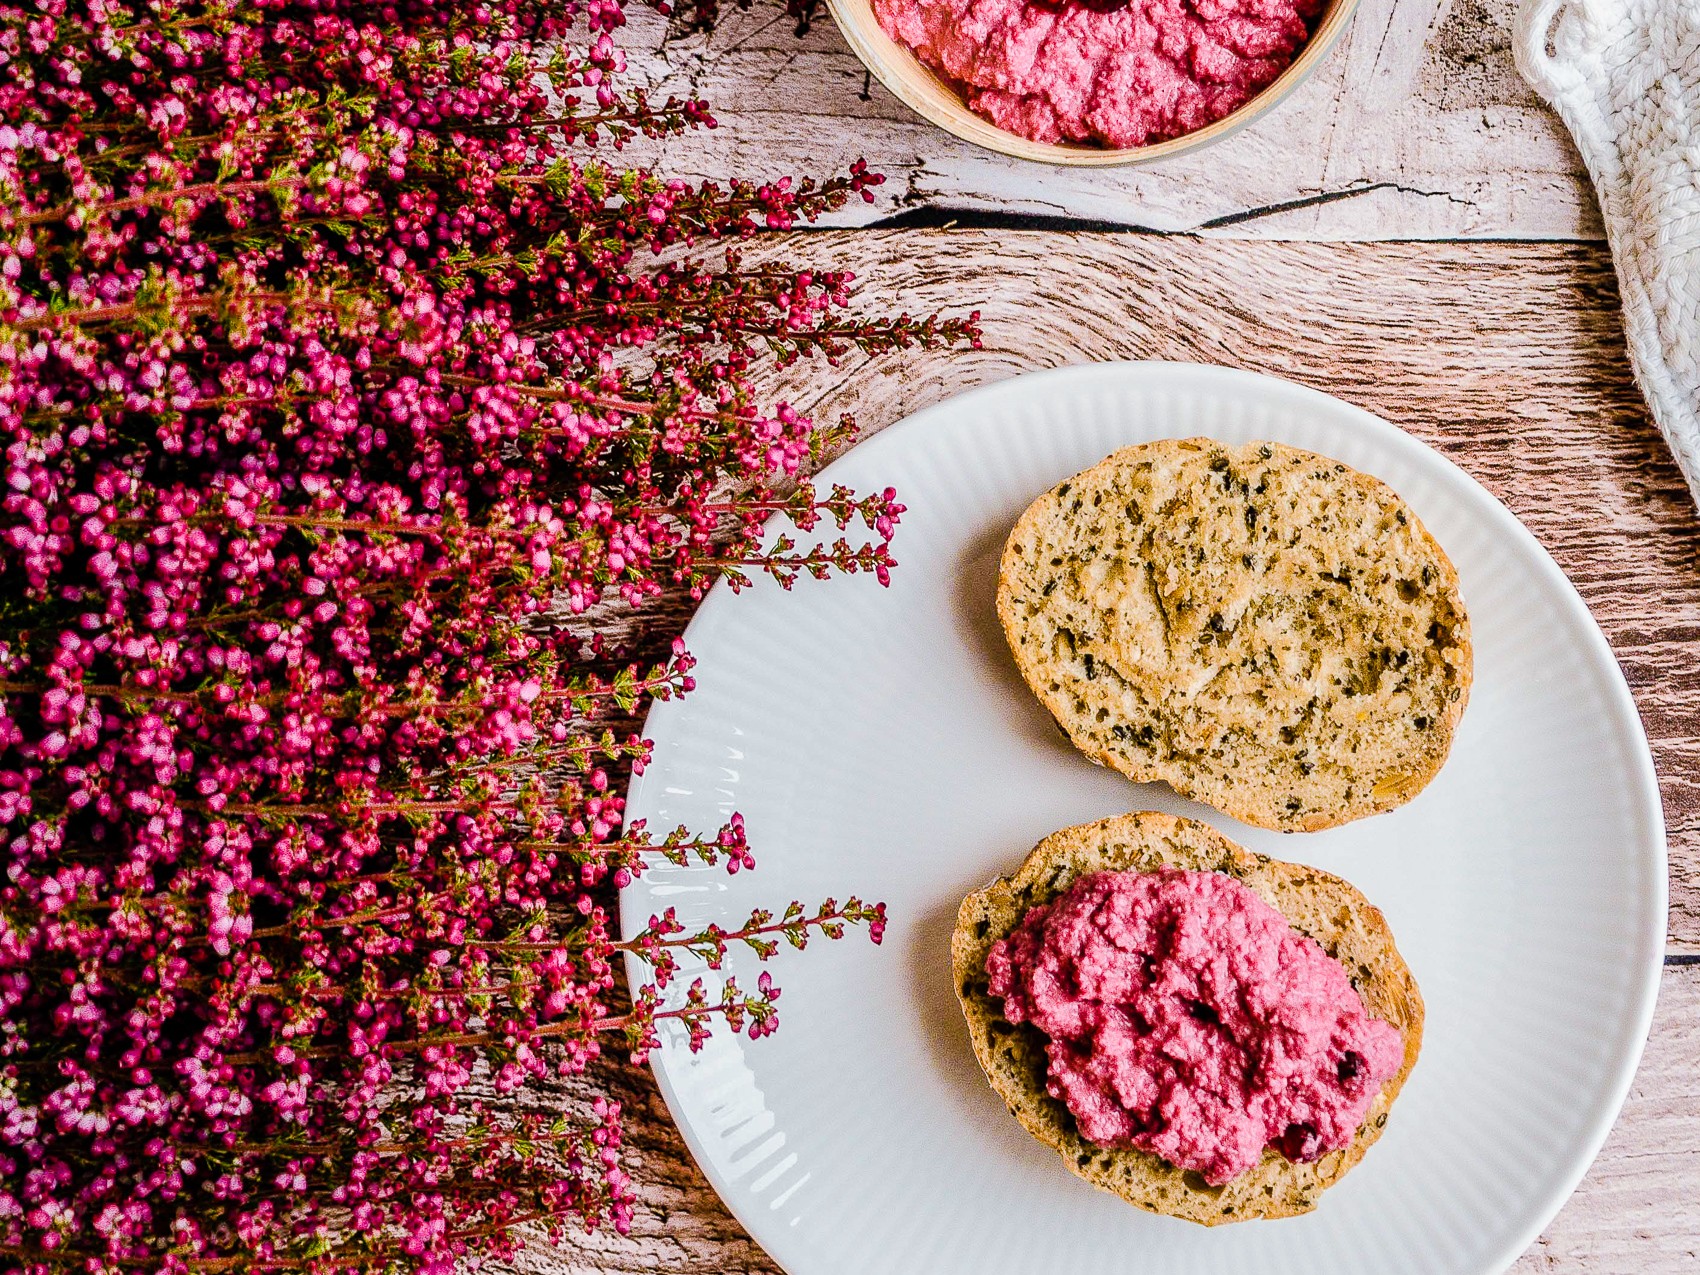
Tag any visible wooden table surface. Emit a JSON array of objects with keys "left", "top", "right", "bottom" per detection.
[{"left": 520, "top": 3, "right": 1700, "bottom": 1269}]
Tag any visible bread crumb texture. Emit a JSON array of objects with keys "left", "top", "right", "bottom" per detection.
[
  {"left": 952, "top": 811, "right": 1425, "bottom": 1224},
  {"left": 996, "top": 439, "right": 1473, "bottom": 831}
]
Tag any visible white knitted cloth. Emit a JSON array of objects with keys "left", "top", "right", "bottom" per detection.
[{"left": 1515, "top": 0, "right": 1700, "bottom": 507}]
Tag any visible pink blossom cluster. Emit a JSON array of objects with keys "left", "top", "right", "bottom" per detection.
[{"left": 0, "top": 0, "right": 973, "bottom": 1270}]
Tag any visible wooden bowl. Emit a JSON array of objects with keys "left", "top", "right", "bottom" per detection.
[{"left": 824, "top": 0, "right": 1361, "bottom": 166}]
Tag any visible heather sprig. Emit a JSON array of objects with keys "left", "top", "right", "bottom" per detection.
[{"left": 0, "top": 0, "right": 978, "bottom": 1270}]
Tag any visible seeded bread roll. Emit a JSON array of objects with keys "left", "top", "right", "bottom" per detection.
[
  {"left": 996, "top": 438, "right": 1472, "bottom": 832},
  {"left": 953, "top": 811, "right": 1424, "bottom": 1224}
]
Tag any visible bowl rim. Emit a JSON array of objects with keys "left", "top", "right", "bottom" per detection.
[{"left": 824, "top": 0, "right": 1363, "bottom": 167}]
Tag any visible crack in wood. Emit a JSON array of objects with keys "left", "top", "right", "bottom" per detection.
[
  {"left": 866, "top": 206, "right": 1153, "bottom": 232},
  {"left": 1197, "top": 182, "right": 1475, "bottom": 231}
]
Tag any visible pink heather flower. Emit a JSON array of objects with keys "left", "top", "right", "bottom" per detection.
[{"left": 0, "top": 0, "right": 960, "bottom": 1267}]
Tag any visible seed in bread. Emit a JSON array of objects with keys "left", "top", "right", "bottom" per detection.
[
  {"left": 995, "top": 438, "right": 1472, "bottom": 832},
  {"left": 952, "top": 811, "right": 1424, "bottom": 1224}
]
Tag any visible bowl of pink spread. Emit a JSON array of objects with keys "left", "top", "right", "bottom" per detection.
[
  {"left": 986, "top": 868, "right": 1404, "bottom": 1179},
  {"left": 825, "top": 0, "right": 1359, "bottom": 164}
]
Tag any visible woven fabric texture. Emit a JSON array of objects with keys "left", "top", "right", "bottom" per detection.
[{"left": 1516, "top": 0, "right": 1700, "bottom": 507}]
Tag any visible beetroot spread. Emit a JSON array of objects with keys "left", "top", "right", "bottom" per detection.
[
  {"left": 985, "top": 868, "right": 1402, "bottom": 1184},
  {"left": 871, "top": 0, "right": 1324, "bottom": 150}
]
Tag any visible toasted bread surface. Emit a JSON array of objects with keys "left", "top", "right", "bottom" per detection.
[{"left": 996, "top": 439, "right": 1472, "bottom": 831}]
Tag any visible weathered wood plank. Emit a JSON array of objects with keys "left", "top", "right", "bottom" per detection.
[
  {"left": 616, "top": 0, "right": 1598, "bottom": 238},
  {"left": 508, "top": 965, "right": 1700, "bottom": 1271},
  {"left": 1513, "top": 969, "right": 1700, "bottom": 1271},
  {"left": 500, "top": 234, "right": 1698, "bottom": 1274},
  {"left": 553, "top": 234, "right": 1699, "bottom": 929},
  {"left": 718, "top": 232, "right": 1699, "bottom": 948}
]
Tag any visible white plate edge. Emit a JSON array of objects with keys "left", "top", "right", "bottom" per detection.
[{"left": 615, "top": 361, "right": 1670, "bottom": 1275}]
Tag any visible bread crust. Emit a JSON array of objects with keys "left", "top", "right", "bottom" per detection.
[
  {"left": 996, "top": 438, "right": 1473, "bottom": 832},
  {"left": 952, "top": 811, "right": 1425, "bottom": 1224}
]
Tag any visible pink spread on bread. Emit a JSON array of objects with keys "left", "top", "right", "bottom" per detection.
[{"left": 985, "top": 868, "right": 1403, "bottom": 1185}]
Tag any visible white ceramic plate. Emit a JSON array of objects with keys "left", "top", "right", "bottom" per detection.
[{"left": 619, "top": 363, "right": 1666, "bottom": 1275}]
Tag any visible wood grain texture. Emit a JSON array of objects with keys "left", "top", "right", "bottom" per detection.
[
  {"left": 510, "top": 966, "right": 1700, "bottom": 1272},
  {"left": 616, "top": 0, "right": 1599, "bottom": 238},
  {"left": 499, "top": 234, "right": 1699, "bottom": 1272},
  {"left": 737, "top": 231, "right": 1700, "bottom": 950}
]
